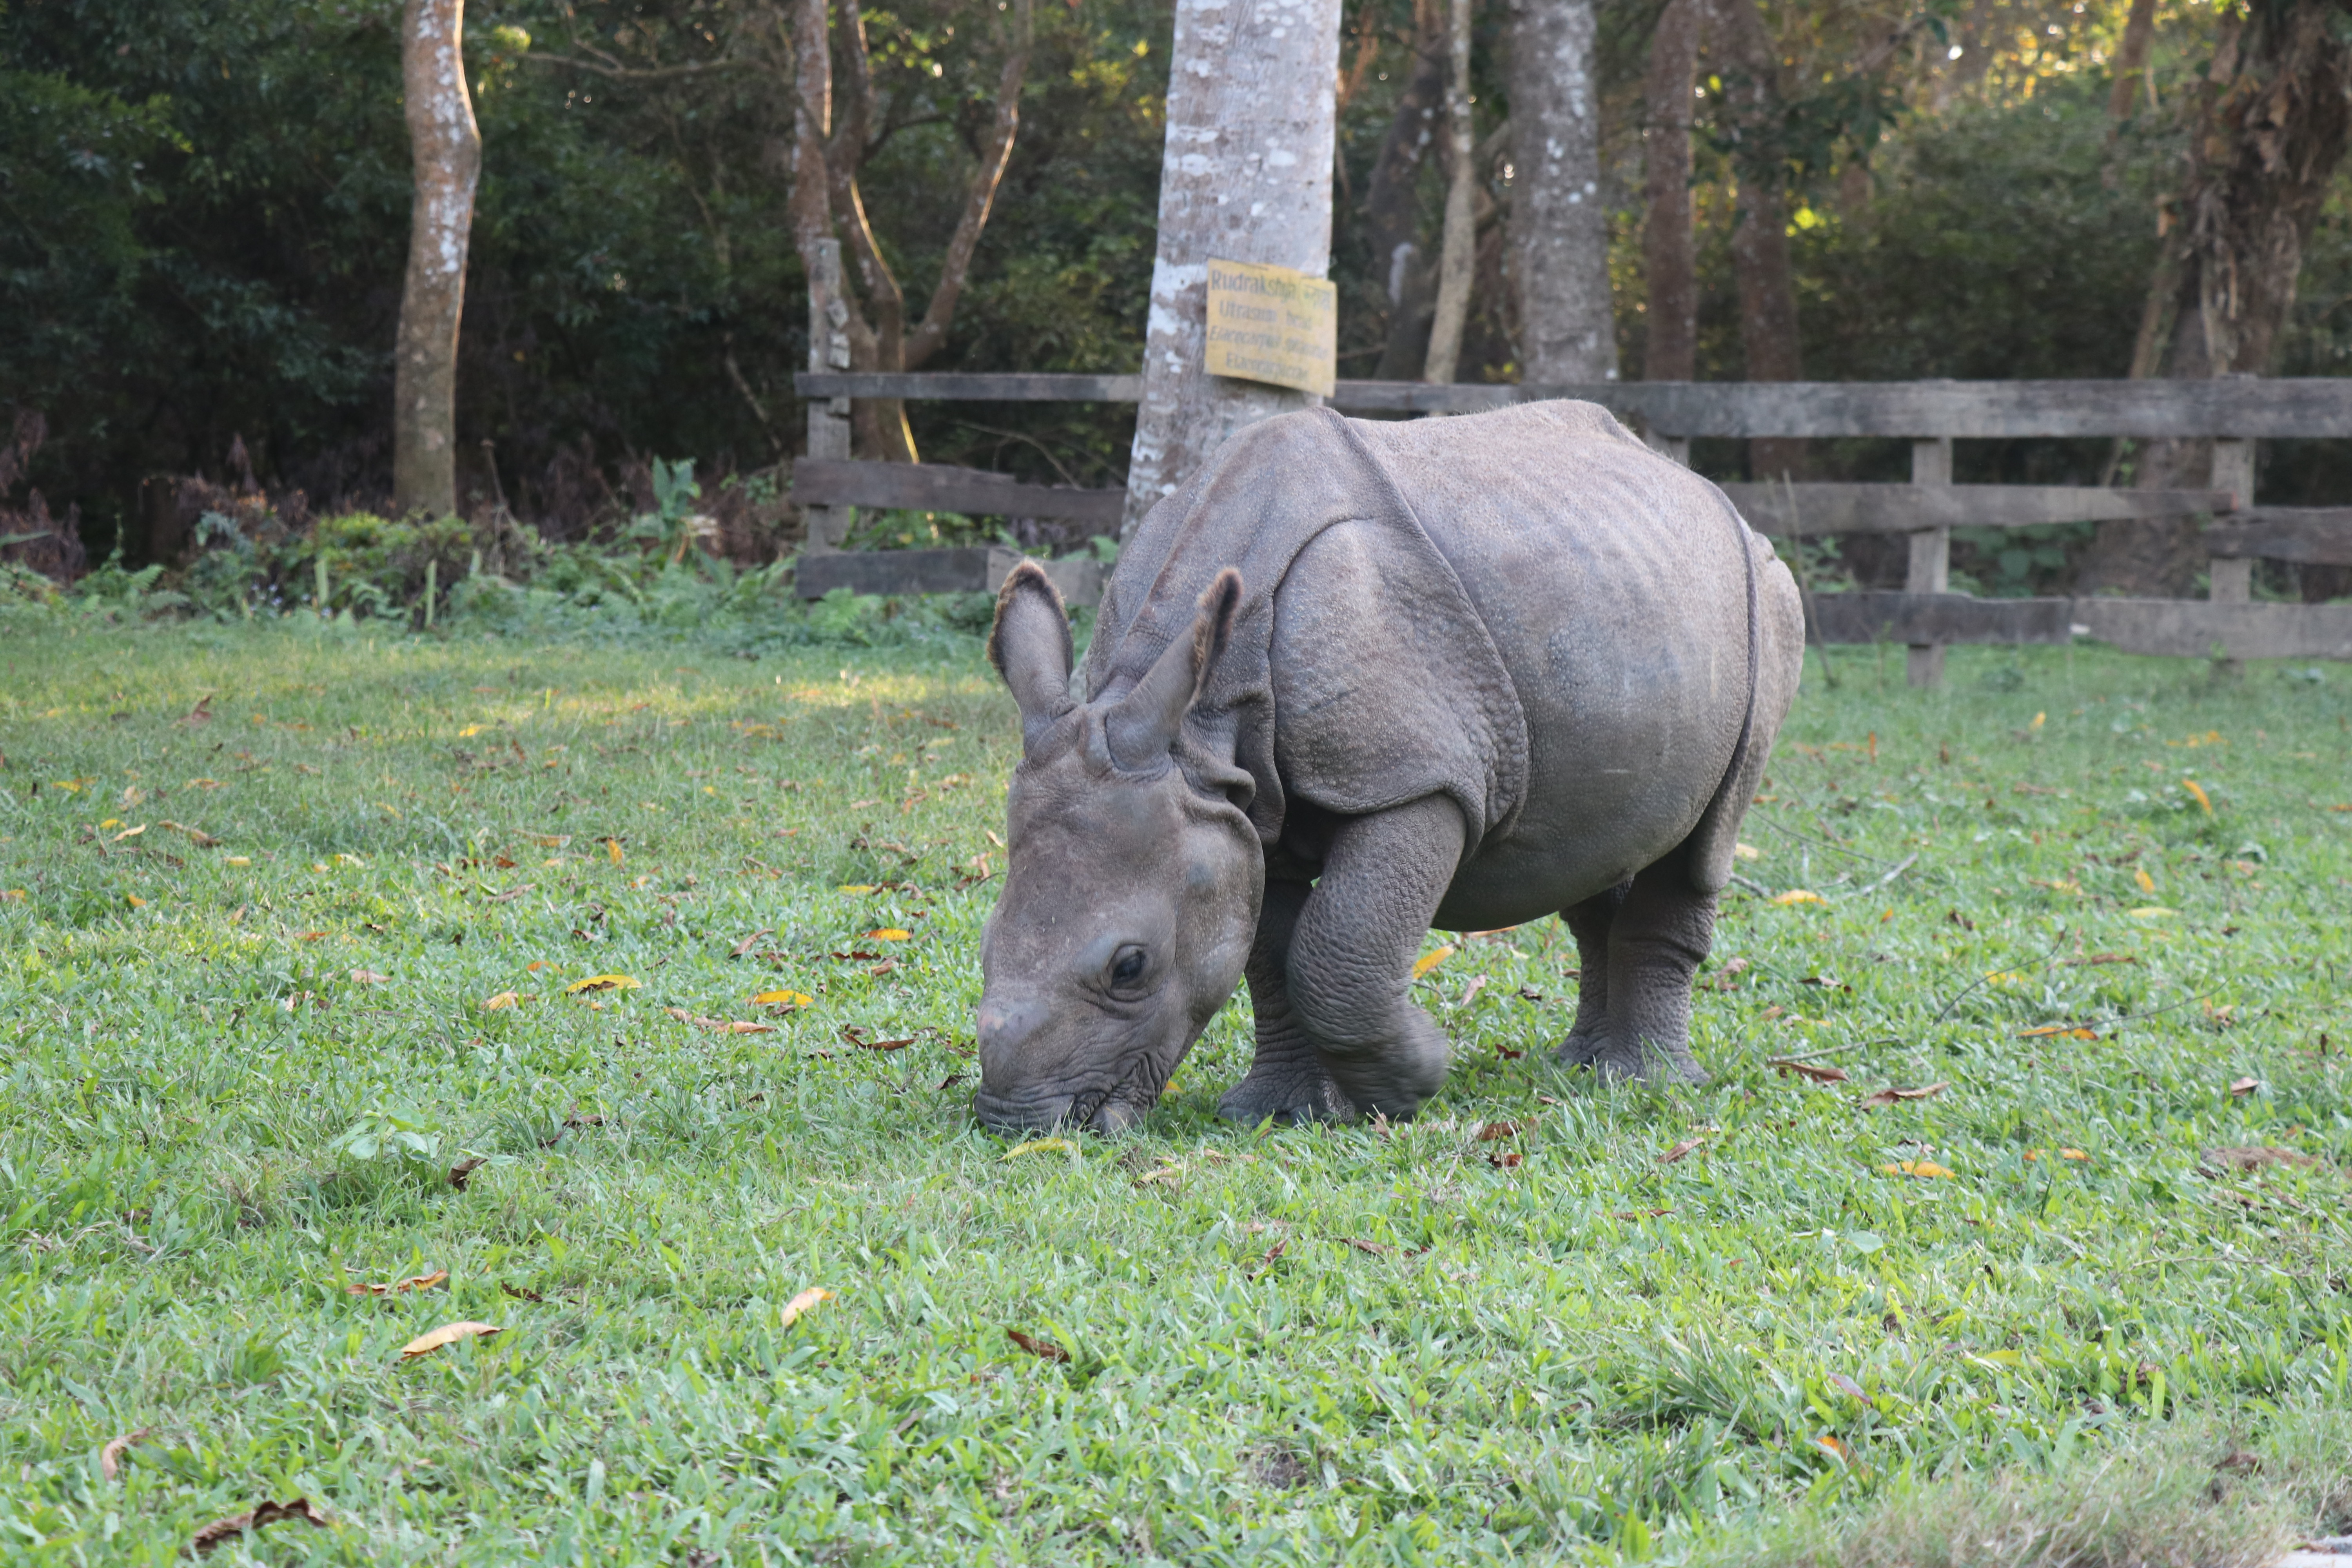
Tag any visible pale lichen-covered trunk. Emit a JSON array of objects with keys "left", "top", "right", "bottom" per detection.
[
  {"left": 1122, "top": 0, "right": 1342, "bottom": 535},
  {"left": 394, "top": 0, "right": 481, "bottom": 519},
  {"left": 1501, "top": 0, "right": 1617, "bottom": 383}
]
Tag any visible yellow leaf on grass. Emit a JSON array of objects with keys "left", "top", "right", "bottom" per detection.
[
  {"left": 529, "top": 834, "right": 570, "bottom": 848},
  {"left": 347, "top": 1270, "right": 448, "bottom": 1298},
  {"left": 0, "top": 889, "right": 24, "bottom": 902},
  {"left": 458, "top": 724, "right": 486, "bottom": 737},
  {"left": 780, "top": 1287, "right": 835, "bottom": 1327},
  {"left": 1412, "top": 945, "right": 1456, "bottom": 979},
  {"left": 125, "top": 893, "right": 148, "bottom": 909},
  {"left": 399, "top": 1321, "right": 502, "bottom": 1360},
  {"left": 2134, "top": 867, "right": 2156, "bottom": 893},
  {"left": 603, "top": 839, "right": 624, "bottom": 865},
  {"left": 868, "top": 928, "right": 911, "bottom": 941},
  {"left": 565, "top": 974, "right": 639, "bottom": 995},
  {"left": 480, "top": 991, "right": 520, "bottom": 1011},
  {"left": 349, "top": 969, "right": 390, "bottom": 985},
  {"left": 1004, "top": 1138, "right": 1077, "bottom": 1160},
  {"left": 2182, "top": 778, "right": 2214, "bottom": 815},
  {"left": 1734, "top": 842, "right": 1762, "bottom": 861},
  {"left": 752, "top": 989, "right": 814, "bottom": 1008},
  {"left": 2127, "top": 906, "right": 2177, "bottom": 918},
  {"left": 1882, "top": 1160, "right": 1955, "bottom": 1179},
  {"left": 2030, "top": 711, "right": 2046, "bottom": 730},
  {"left": 225, "top": 855, "right": 251, "bottom": 866},
  {"left": 839, "top": 884, "right": 880, "bottom": 894},
  {"left": 2024, "top": 1148, "right": 2090, "bottom": 1162},
  {"left": 1774, "top": 889, "right": 1827, "bottom": 906}
]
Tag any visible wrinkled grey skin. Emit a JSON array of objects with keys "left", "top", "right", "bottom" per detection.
[{"left": 974, "top": 400, "right": 1804, "bottom": 1136}]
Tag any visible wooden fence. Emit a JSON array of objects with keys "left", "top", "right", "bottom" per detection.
[{"left": 788, "top": 353, "right": 2352, "bottom": 683}]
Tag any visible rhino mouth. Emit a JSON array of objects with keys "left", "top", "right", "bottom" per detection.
[{"left": 974, "top": 1056, "right": 1163, "bottom": 1137}]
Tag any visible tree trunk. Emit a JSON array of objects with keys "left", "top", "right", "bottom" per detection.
[
  {"left": 1364, "top": 0, "right": 1449, "bottom": 380},
  {"left": 2107, "top": 0, "right": 2159, "bottom": 120},
  {"left": 2081, "top": 0, "right": 2352, "bottom": 597},
  {"left": 1422, "top": 0, "right": 1477, "bottom": 384},
  {"left": 1710, "top": 0, "right": 1804, "bottom": 477},
  {"left": 1502, "top": 0, "right": 1617, "bottom": 382},
  {"left": 393, "top": 0, "right": 481, "bottom": 519},
  {"left": 1641, "top": 0, "right": 1699, "bottom": 381},
  {"left": 1122, "top": 0, "right": 1343, "bottom": 534}
]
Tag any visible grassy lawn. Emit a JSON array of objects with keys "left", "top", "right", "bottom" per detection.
[{"left": 4, "top": 619, "right": 2350, "bottom": 1565}]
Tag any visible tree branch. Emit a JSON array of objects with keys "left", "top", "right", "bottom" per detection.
[
  {"left": 526, "top": 52, "right": 753, "bottom": 82},
  {"left": 904, "top": 0, "right": 1033, "bottom": 369}
]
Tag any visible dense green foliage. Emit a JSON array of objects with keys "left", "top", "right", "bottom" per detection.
[{"left": 2, "top": 626, "right": 2350, "bottom": 1561}]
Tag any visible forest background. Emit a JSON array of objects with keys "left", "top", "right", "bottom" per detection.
[{"left": 8, "top": 0, "right": 2352, "bottom": 592}]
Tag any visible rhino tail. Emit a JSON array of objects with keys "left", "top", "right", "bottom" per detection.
[{"left": 1685, "top": 532, "right": 1806, "bottom": 895}]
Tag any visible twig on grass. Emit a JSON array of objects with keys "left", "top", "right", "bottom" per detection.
[
  {"left": 1928, "top": 929, "right": 2072, "bottom": 1027},
  {"left": 1862, "top": 853, "right": 1921, "bottom": 893},
  {"left": 1750, "top": 814, "right": 1896, "bottom": 867}
]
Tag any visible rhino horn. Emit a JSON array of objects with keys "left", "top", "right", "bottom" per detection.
[
  {"left": 987, "top": 560, "right": 1074, "bottom": 753},
  {"left": 1104, "top": 567, "right": 1241, "bottom": 769}
]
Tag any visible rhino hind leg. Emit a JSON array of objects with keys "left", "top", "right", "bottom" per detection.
[
  {"left": 1552, "top": 880, "right": 1630, "bottom": 1067},
  {"left": 1577, "top": 850, "right": 1716, "bottom": 1083},
  {"left": 1220, "top": 879, "right": 1356, "bottom": 1125}
]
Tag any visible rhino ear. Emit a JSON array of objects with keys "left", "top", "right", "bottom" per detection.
[
  {"left": 988, "top": 560, "right": 1073, "bottom": 751},
  {"left": 1104, "top": 567, "right": 1242, "bottom": 769}
]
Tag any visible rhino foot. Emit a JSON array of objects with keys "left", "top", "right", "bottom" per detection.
[
  {"left": 1217, "top": 1062, "right": 1356, "bottom": 1126},
  {"left": 1551, "top": 1031, "right": 1708, "bottom": 1085}
]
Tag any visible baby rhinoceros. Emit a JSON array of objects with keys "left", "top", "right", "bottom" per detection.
[{"left": 974, "top": 399, "right": 1804, "bottom": 1136}]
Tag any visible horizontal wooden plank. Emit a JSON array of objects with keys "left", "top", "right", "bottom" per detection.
[
  {"left": 1808, "top": 593, "right": 2074, "bottom": 645},
  {"left": 2205, "top": 509, "right": 2352, "bottom": 564},
  {"left": 1726, "top": 483, "right": 2236, "bottom": 535},
  {"left": 2070, "top": 598, "right": 2352, "bottom": 659},
  {"left": 794, "top": 546, "right": 995, "bottom": 599},
  {"left": 793, "top": 546, "right": 1103, "bottom": 608},
  {"left": 797, "top": 372, "right": 1142, "bottom": 403},
  {"left": 793, "top": 460, "right": 1125, "bottom": 525},
  {"left": 792, "top": 372, "right": 2352, "bottom": 437}
]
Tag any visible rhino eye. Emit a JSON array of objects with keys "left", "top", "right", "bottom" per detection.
[{"left": 1107, "top": 946, "right": 1148, "bottom": 988}]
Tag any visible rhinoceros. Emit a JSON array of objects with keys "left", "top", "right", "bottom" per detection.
[{"left": 973, "top": 399, "right": 1804, "bottom": 1135}]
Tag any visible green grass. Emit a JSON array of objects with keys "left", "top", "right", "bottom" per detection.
[{"left": 3, "top": 620, "right": 2350, "bottom": 1565}]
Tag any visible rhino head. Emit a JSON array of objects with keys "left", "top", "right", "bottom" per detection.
[{"left": 974, "top": 562, "right": 1261, "bottom": 1135}]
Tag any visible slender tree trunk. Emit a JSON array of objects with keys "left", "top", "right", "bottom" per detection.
[
  {"left": 1641, "top": 0, "right": 1699, "bottom": 381},
  {"left": 1502, "top": 0, "right": 1617, "bottom": 381},
  {"left": 2082, "top": 0, "right": 2352, "bottom": 597},
  {"left": 1710, "top": 0, "right": 1803, "bottom": 477},
  {"left": 1122, "top": 0, "right": 1343, "bottom": 534},
  {"left": 2107, "top": 0, "right": 2159, "bottom": 120},
  {"left": 394, "top": 0, "right": 481, "bottom": 519},
  {"left": 1423, "top": 0, "right": 1477, "bottom": 384},
  {"left": 1365, "top": 0, "right": 1449, "bottom": 380}
]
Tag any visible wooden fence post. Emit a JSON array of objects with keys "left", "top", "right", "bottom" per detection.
[
  {"left": 802, "top": 239, "right": 855, "bottom": 556},
  {"left": 2208, "top": 439, "right": 2255, "bottom": 604},
  {"left": 1907, "top": 436, "right": 1953, "bottom": 688}
]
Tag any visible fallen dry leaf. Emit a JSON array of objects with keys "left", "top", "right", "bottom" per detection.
[
  {"left": 868, "top": 927, "right": 912, "bottom": 941},
  {"left": 348, "top": 968, "right": 390, "bottom": 985},
  {"left": 1813, "top": 1436, "right": 1850, "bottom": 1462},
  {"left": 1345, "top": 1238, "right": 1396, "bottom": 1257},
  {"left": 752, "top": 988, "right": 814, "bottom": 1008},
  {"left": 1003, "top": 1137, "right": 1076, "bottom": 1160},
  {"left": 2202, "top": 1145, "right": 2319, "bottom": 1173},
  {"left": 1768, "top": 1058, "right": 1850, "bottom": 1084},
  {"left": 398, "top": 1321, "right": 501, "bottom": 1360},
  {"left": 1007, "top": 1327, "right": 1070, "bottom": 1363},
  {"left": 1659, "top": 1137, "right": 1704, "bottom": 1165},
  {"left": 447, "top": 1157, "right": 488, "bottom": 1191},
  {"left": 1826, "top": 1373, "right": 1873, "bottom": 1404},
  {"left": 499, "top": 1282, "right": 546, "bottom": 1303},
  {"left": 604, "top": 838, "right": 625, "bottom": 865},
  {"left": 1487, "top": 1149, "right": 1523, "bottom": 1169},
  {"left": 1475, "top": 1119, "right": 1521, "bottom": 1142},
  {"left": 2018, "top": 1025, "right": 2099, "bottom": 1040},
  {"left": 1773, "top": 889, "right": 1828, "bottom": 906},
  {"left": 1858, "top": 1082, "right": 1949, "bottom": 1109},
  {"left": 1411, "top": 944, "right": 1455, "bottom": 979},
  {"left": 1611, "top": 1208, "right": 1675, "bottom": 1220},
  {"left": 2023, "top": 1148, "right": 2091, "bottom": 1163},
  {"left": 780, "top": 1286, "right": 835, "bottom": 1327},
  {"left": 2228, "top": 1076, "right": 2259, "bottom": 1097},
  {"left": 99, "top": 1427, "right": 151, "bottom": 1481},
  {"left": 347, "top": 1269, "right": 449, "bottom": 1298},
  {"left": 564, "top": 973, "right": 639, "bottom": 995},
  {"left": 664, "top": 1007, "right": 777, "bottom": 1034},
  {"left": 1881, "top": 1160, "right": 1956, "bottom": 1179},
  {"left": 190, "top": 1498, "right": 330, "bottom": 1557},
  {"left": 1245, "top": 1238, "right": 1289, "bottom": 1281},
  {"left": 480, "top": 991, "right": 520, "bottom": 1011},
  {"left": 158, "top": 819, "right": 220, "bottom": 847},
  {"left": 729, "top": 929, "right": 775, "bottom": 958},
  {"left": 488, "top": 883, "right": 534, "bottom": 903}
]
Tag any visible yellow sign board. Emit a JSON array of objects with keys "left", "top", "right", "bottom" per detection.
[{"left": 1203, "top": 258, "right": 1337, "bottom": 398}]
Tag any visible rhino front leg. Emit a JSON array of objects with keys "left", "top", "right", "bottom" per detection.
[
  {"left": 1587, "top": 852, "right": 1715, "bottom": 1083},
  {"left": 1219, "top": 878, "right": 1356, "bottom": 1125},
  {"left": 1283, "top": 795, "right": 1463, "bottom": 1120},
  {"left": 1552, "top": 879, "right": 1628, "bottom": 1067}
]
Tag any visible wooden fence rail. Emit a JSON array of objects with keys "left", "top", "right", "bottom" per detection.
[{"left": 784, "top": 361, "right": 2352, "bottom": 677}]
